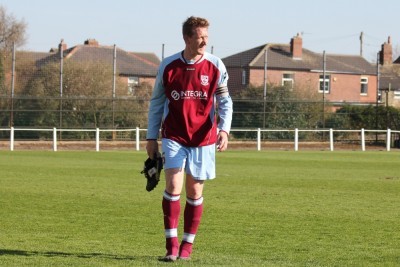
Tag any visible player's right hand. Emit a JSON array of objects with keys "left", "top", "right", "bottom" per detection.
[{"left": 146, "top": 140, "right": 159, "bottom": 159}]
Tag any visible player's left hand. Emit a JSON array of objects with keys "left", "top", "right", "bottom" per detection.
[{"left": 217, "top": 130, "right": 229, "bottom": 152}]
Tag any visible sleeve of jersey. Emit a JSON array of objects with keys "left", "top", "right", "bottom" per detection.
[
  {"left": 146, "top": 73, "right": 166, "bottom": 140},
  {"left": 215, "top": 59, "right": 233, "bottom": 134},
  {"left": 217, "top": 95, "right": 233, "bottom": 134}
]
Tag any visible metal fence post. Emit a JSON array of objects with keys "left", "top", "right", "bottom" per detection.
[
  {"left": 387, "top": 128, "right": 391, "bottom": 152},
  {"left": 257, "top": 128, "right": 261, "bottom": 151},
  {"left": 59, "top": 40, "right": 64, "bottom": 134},
  {"left": 294, "top": 128, "right": 299, "bottom": 151},
  {"left": 263, "top": 49, "right": 268, "bottom": 129},
  {"left": 112, "top": 44, "right": 117, "bottom": 129},
  {"left": 10, "top": 42, "right": 16, "bottom": 127}
]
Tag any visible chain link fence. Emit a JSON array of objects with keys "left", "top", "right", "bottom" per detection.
[{"left": 0, "top": 42, "right": 399, "bottom": 146}]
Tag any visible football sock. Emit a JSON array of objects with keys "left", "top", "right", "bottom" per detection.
[
  {"left": 162, "top": 191, "right": 181, "bottom": 256},
  {"left": 180, "top": 196, "right": 204, "bottom": 257}
]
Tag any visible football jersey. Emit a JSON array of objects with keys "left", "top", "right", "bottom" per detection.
[{"left": 146, "top": 51, "right": 233, "bottom": 147}]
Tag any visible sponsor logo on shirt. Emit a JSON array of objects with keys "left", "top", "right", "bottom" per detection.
[
  {"left": 171, "top": 90, "right": 180, "bottom": 100},
  {"left": 171, "top": 90, "right": 208, "bottom": 100}
]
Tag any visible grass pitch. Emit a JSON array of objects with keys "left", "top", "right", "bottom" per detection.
[{"left": 0, "top": 150, "right": 399, "bottom": 266}]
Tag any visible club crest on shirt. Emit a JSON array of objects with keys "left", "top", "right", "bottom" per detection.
[{"left": 200, "top": 75, "right": 209, "bottom": 86}]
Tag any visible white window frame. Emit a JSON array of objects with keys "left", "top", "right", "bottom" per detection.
[
  {"left": 241, "top": 69, "right": 246, "bottom": 85},
  {"left": 282, "top": 73, "right": 294, "bottom": 89},
  {"left": 128, "top": 76, "right": 139, "bottom": 95},
  {"left": 319, "top": 74, "right": 330, "bottom": 93},
  {"left": 394, "top": 90, "right": 400, "bottom": 99},
  {"left": 360, "top": 77, "right": 368, "bottom": 95}
]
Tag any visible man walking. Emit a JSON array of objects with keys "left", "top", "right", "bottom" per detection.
[{"left": 146, "top": 16, "right": 233, "bottom": 261}]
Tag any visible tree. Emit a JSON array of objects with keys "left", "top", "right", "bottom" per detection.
[
  {"left": 0, "top": 5, "right": 27, "bottom": 128},
  {"left": 16, "top": 58, "right": 151, "bottom": 139},
  {"left": 232, "top": 84, "right": 322, "bottom": 139},
  {"left": 334, "top": 105, "right": 400, "bottom": 130},
  {"left": 0, "top": 53, "right": 4, "bottom": 93},
  {"left": 0, "top": 5, "right": 27, "bottom": 53},
  {"left": 19, "top": 61, "right": 115, "bottom": 130}
]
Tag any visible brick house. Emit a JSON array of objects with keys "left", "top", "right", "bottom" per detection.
[
  {"left": 378, "top": 37, "right": 400, "bottom": 108},
  {"left": 222, "top": 34, "right": 377, "bottom": 108},
  {"left": 21, "top": 39, "right": 160, "bottom": 96},
  {"left": 58, "top": 39, "right": 159, "bottom": 95}
]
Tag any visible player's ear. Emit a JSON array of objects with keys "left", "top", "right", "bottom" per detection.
[{"left": 183, "top": 34, "right": 189, "bottom": 44}]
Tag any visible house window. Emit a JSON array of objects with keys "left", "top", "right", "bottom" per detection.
[
  {"left": 319, "top": 74, "right": 330, "bottom": 93},
  {"left": 282, "top": 73, "right": 294, "bottom": 89},
  {"left": 128, "top": 76, "right": 139, "bottom": 95},
  {"left": 360, "top": 77, "right": 368, "bottom": 95},
  {"left": 378, "top": 90, "right": 382, "bottom": 103},
  {"left": 241, "top": 69, "right": 246, "bottom": 85},
  {"left": 394, "top": 90, "right": 400, "bottom": 99}
]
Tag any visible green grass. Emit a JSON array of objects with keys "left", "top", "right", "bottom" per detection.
[{"left": 0, "top": 150, "right": 399, "bottom": 266}]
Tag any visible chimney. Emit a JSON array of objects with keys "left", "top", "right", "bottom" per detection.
[
  {"left": 84, "top": 39, "right": 99, "bottom": 47},
  {"left": 58, "top": 39, "right": 67, "bottom": 51},
  {"left": 290, "top": 33, "right": 302, "bottom": 59},
  {"left": 379, "top": 36, "right": 392, "bottom": 65}
]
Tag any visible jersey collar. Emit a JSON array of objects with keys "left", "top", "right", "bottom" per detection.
[{"left": 181, "top": 51, "right": 204, "bottom": 64}]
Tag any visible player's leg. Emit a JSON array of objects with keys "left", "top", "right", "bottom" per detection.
[
  {"left": 179, "top": 175, "right": 204, "bottom": 259},
  {"left": 179, "top": 144, "right": 215, "bottom": 259},
  {"left": 162, "top": 169, "right": 184, "bottom": 261},
  {"left": 161, "top": 139, "right": 187, "bottom": 261}
]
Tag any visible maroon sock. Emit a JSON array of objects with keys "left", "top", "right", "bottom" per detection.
[
  {"left": 162, "top": 191, "right": 181, "bottom": 256},
  {"left": 180, "top": 196, "right": 204, "bottom": 257}
]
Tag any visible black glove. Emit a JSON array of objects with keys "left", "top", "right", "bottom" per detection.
[{"left": 141, "top": 154, "right": 163, "bottom": 192}]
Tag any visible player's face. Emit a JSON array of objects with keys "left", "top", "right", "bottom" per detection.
[{"left": 186, "top": 27, "right": 208, "bottom": 56}]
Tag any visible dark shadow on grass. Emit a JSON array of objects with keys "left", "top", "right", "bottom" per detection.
[{"left": 0, "top": 249, "right": 156, "bottom": 261}]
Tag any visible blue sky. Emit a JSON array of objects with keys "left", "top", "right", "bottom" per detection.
[{"left": 3, "top": 0, "right": 400, "bottom": 62}]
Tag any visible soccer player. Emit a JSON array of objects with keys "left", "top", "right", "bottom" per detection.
[{"left": 145, "top": 16, "right": 233, "bottom": 261}]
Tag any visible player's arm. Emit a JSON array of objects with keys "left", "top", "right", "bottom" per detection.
[
  {"left": 215, "top": 63, "right": 233, "bottom": 151},
  {"left": 216, "top": 90, "right": 233, "bottom": 152},
  {"left": 146, "top": 73, "right": 166, "bottom": 158},
  {"left": 215, "top": 62, "right": 233, "bottom": 136}
]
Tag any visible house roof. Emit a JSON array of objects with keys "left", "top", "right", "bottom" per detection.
[
  {"left": 379, "top": 64, "right": 400, "bottom": 90},
  {"left": 35, "top": 41, "right": 160, "bottom": 77},
  {"left": 222, "top": 43, "right": 376, "bottom": 75},
  {"left": 130, "top": 52, "right": 160, "bottom": 66},
  {"left": 16, "top": 51, "right": 52, "bottom": 62}
]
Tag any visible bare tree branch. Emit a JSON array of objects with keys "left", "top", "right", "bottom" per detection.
[{"left": 0, "top": 5, "right": 27, "bottom": 53}]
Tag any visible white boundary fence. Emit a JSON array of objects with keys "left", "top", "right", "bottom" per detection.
[
  {"left": 0, "top": 127, "right": 399, "bottom": 152},
  {"left": 241, "top": 128, "right": 399, "bottom": 152}
]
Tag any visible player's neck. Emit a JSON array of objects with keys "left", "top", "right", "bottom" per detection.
[{"left": 183, "top": 49, "right": 203, "bottom": 62}]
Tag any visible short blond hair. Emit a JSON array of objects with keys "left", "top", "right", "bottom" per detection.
[{"left": 182, "top": 16, "right": 209, "bottom": 37}]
